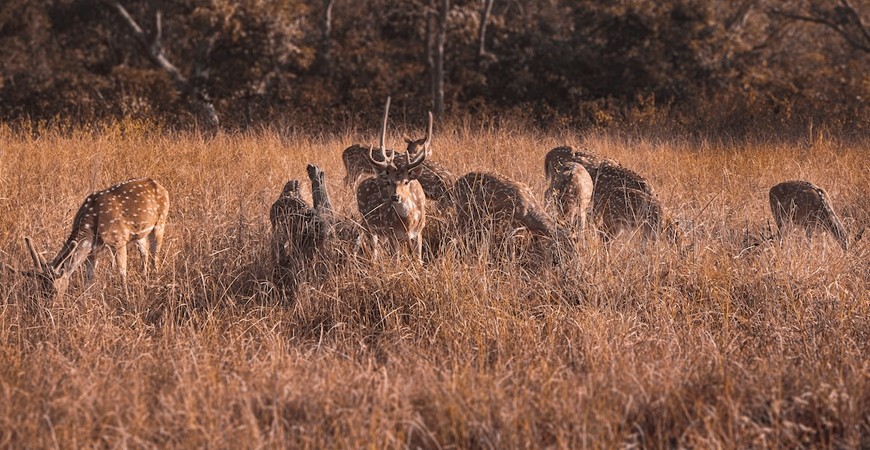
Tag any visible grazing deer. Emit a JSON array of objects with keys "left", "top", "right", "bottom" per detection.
[
  {"left": 592, "top": 186, "right": 677, "bottom": 243},
  {"left": 546, "top": 162, "right": 594, "bottom": 231},
  {"left": 769, "top": 180, "right": 849, "bottom": 251},
  {"left": 1, "top": 178, "right": 170, "bottom": 299},
  {"left": 454, "top": 171, "right": 560, "bottom": 238},
  {"left": 547, "top": 146, "right": 667, "bottom": 242},
  {"left": 544, "top": 146, "right": 579, "bottom": 181},
  {"left": 343, "top": 112, "right": 455, "bottom": 204},
  {"left": 356, "top": 98, "right": 428, "bottom": 261},
  {"left": 545, "top": 146, "right": 653, "bottom": 195}
]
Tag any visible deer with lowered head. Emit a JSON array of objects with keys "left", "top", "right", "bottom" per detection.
[
  {"left": 769, "top": 180, "right": 851, "bottom": 251},
  {"left": 356, "top": 97, "right": 428, "bottom": 261},
  {"left": 1, "top": 178, "right": 170, "bottom": 299}
]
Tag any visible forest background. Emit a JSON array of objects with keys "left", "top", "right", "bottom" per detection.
[{"left": 1, "top": 0, "right": 868, "bottom": 135}]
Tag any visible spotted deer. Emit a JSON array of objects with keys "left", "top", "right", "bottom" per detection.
[
  {"left": 769, "top": 180, "right": 849, "bottom": 251},
  {"left": 544, "top": 146, "right": 580, "bottom": 181},
  {"left": 546, "top": 146, "right": 668, "bottom": 241},
  {"left": 453, "top": 171, "right": 563, "bottom": 239},
  {"left": 1, "top": 178, "right": 169, "bottom": 299},
  {"left": 593, "top": 186, "right": 678, "bottom": 243},
  {"left": 356, "top": 97, "right": 428, "bottom": 261},
  {"left": 343, "top": 112, "right": 455, "bottom": 204},
  {"left": 269, "top": 178, "right": 330, "bottom": 267},
  {"left": 545, "top": 162, "right": 594, "bottom": 230}
]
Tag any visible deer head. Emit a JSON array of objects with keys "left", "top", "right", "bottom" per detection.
[
  {"left": 1, "top": 237, "right": 78, "bottom": 300},
  {"left": 366, "top": 97, "right": 428, "bottom": 209}
]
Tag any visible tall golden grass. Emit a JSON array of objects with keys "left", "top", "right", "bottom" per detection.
[{"left": 0, "top": 121, "right": 868, "bottom": 448}]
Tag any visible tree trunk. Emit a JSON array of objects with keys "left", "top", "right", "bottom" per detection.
[
  {"left": 104, "top": 1, "right": 219, "bottom": 129},
  {"left": 478, "top": 0, "right": 494, "bottom": 61},
  {"left": 432, "top": 0, "right": 448, "bottom": 119},
  {"left": 318, "top": 0, "right": 336, "bottom": 73}
]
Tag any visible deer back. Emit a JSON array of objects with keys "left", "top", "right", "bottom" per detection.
[
  {"left": 769, "top": 180, "right": 848, "bottom": 250},
  {"left": 544, "top": 146, "right": 576, "bottom": 181},
  {"left": 64, "top": 178, "right": 169, "bottom": 253},
  {"left": 454, "top": 172, "right": 556, "bottom": 236},
  {"left": 593, "top": 186, "right": 663, "bottom": 239}
]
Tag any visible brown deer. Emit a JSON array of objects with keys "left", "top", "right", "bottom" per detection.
[
  {"left": 269, "top": 179, "right": 315, "bottom": 266},
  {"left": 343, "top": 112, "right": 454, "bottom": 204},
  {"left": 545, "top": 146, "right": 652, "bottom": 195},
  {"left": 544, "top": 146, "right": 580, "bottom": 181},
  {"left": 593, "top": 186, "right": 677, "bottom": 243},
  {"left": 546, "top": 146, "right": 668, "bottom": 242},
  {"left": 1, "top": 178, "right": 170, "bottom": 299},
  {"left": 356, "top": 98, "right": 428, "bottom": 261},
  {"left": 545, "top": 162, "right": 594, "bottom": 231},
  {"left": 769, "top": 180, "right": 849, "bottom": 251},
  {"left": 453, "top": 171, "right": 562, "bottom": 238}
]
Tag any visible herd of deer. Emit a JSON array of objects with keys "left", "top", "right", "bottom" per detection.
[{"left": 1, "top": 99, "right": 859, "bottom": 300}]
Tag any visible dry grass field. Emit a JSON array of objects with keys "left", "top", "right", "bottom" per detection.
[{"left": 0, "top": 122, "right": 868, "bottom": 448}]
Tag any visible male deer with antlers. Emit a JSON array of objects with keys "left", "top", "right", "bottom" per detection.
[
  {"left": 1, "top": 178, "right": 170, "bottom": 299},
  {"left": 343, "top": 111, "right": 454, "bottom": 204},
  {"left": 356, "top": 98, "right": 428, "bottom": 261}
]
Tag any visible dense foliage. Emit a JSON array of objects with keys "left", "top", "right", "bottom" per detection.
[{"left": 1, "top": 0, "right": 868, "bottom": 132}]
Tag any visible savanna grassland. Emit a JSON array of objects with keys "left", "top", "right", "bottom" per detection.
[{"left": 0, "top": 122, "right": 868, "bottom": 448}]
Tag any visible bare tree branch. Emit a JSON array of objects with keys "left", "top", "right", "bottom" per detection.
[
  {"left": 769, "top": 3, "right": 870, "bottom": 53},
  {"left": 478, "top": 0, "right": 494, "bottom": 61},
  {"left": 103, "top": 0, "right": 220, "bottom": 128},
  {"left": 839, "top": 0, "right": 870, "bottom": 43}
]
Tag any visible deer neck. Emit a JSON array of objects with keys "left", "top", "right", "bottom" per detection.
[{"left": 50, "top": 207, "right": 98, "bottom": 273}]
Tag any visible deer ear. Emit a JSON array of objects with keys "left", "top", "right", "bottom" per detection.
[
  {"left": 408, "top": 166, "right": 424, "bottom": 180},
  {"left": 404, "top": 135, "right": 413, "bottom": 144}
]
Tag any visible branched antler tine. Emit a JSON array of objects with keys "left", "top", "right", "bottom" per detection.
[
  {"left": 367, "top": 145, "right": 389, "bottom": 170},
  {"left": 407, "top": 140, "right": 428, "bottom": 169}
]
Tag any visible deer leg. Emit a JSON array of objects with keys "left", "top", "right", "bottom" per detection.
[
  {"left": 369, "top": 234, "right": 380, "bottom": 260},
  {"left": 136, "top": 237, "right": 150, "bottom": 278},
  {"left": 414, "top": 235, "right": 423, "bottom": 263},
  {"left": 114, "top": 244, "right": 129, "bottom": 297},
  {"left": 85, "top": 254, "right": 98, "bottom": 286},
  {"left": 150, "top": 225, "right": 165, "bottom": 273}
]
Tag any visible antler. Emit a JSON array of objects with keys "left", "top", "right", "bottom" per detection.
[
  {"left": 0, "top": 260, "right": 22, "bottom": 275},
  {"left": 421, "top": 111, "right": 433, "bottom": 155},
  {"left": 24, "top": 237, "right": 45, "bottom": 270},
  {"left": 406, "top": 141, "right": 428, "bottom": 171},
  {"left": 368, "top": 97, "right": 393, "bottom": 170}
]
